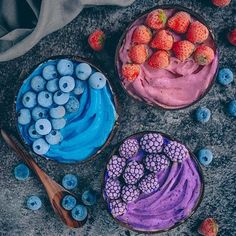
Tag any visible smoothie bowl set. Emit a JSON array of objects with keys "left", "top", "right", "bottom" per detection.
[{"left": 14, "top": 5, "right": 218, "bottom": 234}]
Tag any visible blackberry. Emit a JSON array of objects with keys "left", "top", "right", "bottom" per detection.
[
  {"left": 105, "top": 178, "right": 121, "bottom": 200},
  {"left": 119, "top": 138, "right": 139, "bottom": 159},
  {"left": 140, "top": 133, "right": 163, "bottom": 153},
  {"left": 138, "top": 173, "right": 159, "bottom": 194},
  {"left": 145, "top": 153, "right": 170, "bottom": 173},
  {"left": 109, "top": 199, "right": 127, "bottom": 217},
  {"left": 121, "top": 185, "right": 140, "bottom": 203},
  {"left": 123, "top": 161, "right": 144, "bottom": 184},
  {"left": 107, "top": 155, "right": 126, "bottom": 178}
]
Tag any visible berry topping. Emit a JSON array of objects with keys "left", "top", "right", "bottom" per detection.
[
  {"left": 65, "top": 97, "right": 80, "bottom": 113},
  {"left": 132, "top": 25, "right": 152, "bottom": 44},
  {"left": 121, "top": 185, "right": 140, "bottom": 203},
  {"left": 212, "top": 0, "right": 231, "bottom": 7},
  {"left": 123, "top": 161, "right": 144, "bottom": 185},
  {"left": 119, "top": 138, "right": 139, "bottom": 159},
  {"left": 73, "top": 79, "right": 86, "bottom": 95},
  {"left": 167, "top": 11, "right": 191, "bottom": 34},
  {"left": 62, "top": 174, "right": 78, "bottom": 190},
  {"left": 122, "top": 63, "right": 140, "bottom": 81},
  {"left": 187, "top": 21, "right": 209, "bottom": 44},
  {"left": 49, "top": 106, "right": 65, "bottom": 119},
  {"left": 57, "top": 59, "right": 74, "bottom": 76},
  {"left": 109, "top": 199, "right": 127, "bottom": 217},
  {"left": 227, "top": 100, "right": 236, "bottom": 117},
  {"left": 145, "top": 9, "right": 167, "bottom": 30},
  {"left": 31, "top": 75, "right": 46, "bottom": 92},
  {"left": 61, "top": 195, "right": 77, "bottom": 210},
  {"left": 195, "top": 107, "right": 211, "bottom": 123},
  {"left": 140, "top": 133, "right": 163, "bottom": 154},
  {"left": 82, "top": 190, "right": 97, "bottom": 206},
  {"left": 46, "top": 78, "right": 59, "bottom": 93},
  {"left": 27, "top": 196, "right": 42, "bottom": 210},
  {"left": 32, "top": 138, "right": 50, "bottom": 155},
  {"left": 198, "top": 148, "right": 213, "bottom": 166},
  {"left": 51, "top": 118, "right": 66, "bottom": 130},
  {"left": 148, "top": 50, "right": 170, "bottom": 69},
  {"left": 228, "top": 28, "right": 236, "bottom": 46},
  {"left": 59, "top": 76, "right": 75, "bottom": 93},
  {"left": 150, "top": 30, "right": 174, "bottom": 50},
  {"left": 37, "top": 91, "right": 53, "bottom": 108},
  {"left": 145, "top": 153, "right": 170, "bottom": 173},
  {"left": 22, "top": 91, "right": 37, "bottom": 108},
  {"left": 198, "top": 218, "right": 219, "bottom": 236},
  {"left": 45, "top": 130, "right": 63, "bottom": 145},
  {"left": 138, "top": 173, "right": 159, "bottom": 194},
  {"left": 75, "top": 63, "right": 92, "bottom": 80},
  {"left": 28, "top": 125, "right": 42, "bottom": 139},
  {"left": 105, "top": 178, "right": 121, "bottom": 200},
  {"left": 35, "top": 118, "right": 52, "bottom": 135},
  {"left": 18, "top": 108, "right": 31, "bottom": 125},
  {"left": 89, "top": 72, "right": 107, "bottom": 89},
  {"left": 88, "top": 29, "right": 105, "bottom": 51},
  {"left": 53, "top": 91, "right": 70, "bottom": 105},
  {"left": 14, "top": 163, "right": 30, "bottom": 181},
  {"left": 172, "top": 40, "right": 195, "bottom": 61},
  {"left": 128, "top": 44, "right": 148, "bottom": 64},
  {"left": 217, "top": 68, "right": 234, "bottom": 85},
  {"left": 194, "top": 45, "right": 215, "bottom": 65},
  {"left": 107, "top": 155, "right": 126, "bottom": 178},
  {"left": 71, "top": 205, "right": 88, "bottom": 221},
  {"left": 42, "top": 65, "right": 57, "bottom": 80},
  {"left": 32, "top": 106, "right": 47, "bottom": 121}
]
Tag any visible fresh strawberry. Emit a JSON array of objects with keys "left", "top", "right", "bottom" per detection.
[
  {"left": 198, "top": 218, "right": 219, "bottom": 236},
  {"left": 132, "top": 25, "right": 152, "bottom": 44},
  {"left": 167, "top": 11, "right": 191, "bottom": 33},
  {"left": 212, "top": 0, "right": 231, "bottom": 7},
  {"left": 187, "top": 21, "right": 209, "bottom": 44},
  {"left": 172, "top": 40, "right": 195, "bottom": 61},
  {"left": 228, "top": 28, "right": 236, "bottom": 46},
  {"left": 148, "top": 50, "right": 170, "bottom": 69},
  {"left": 194, "top": 45, "right": 215, "bottom": 65},
  {"left": 122, "top": 64, "right": 140, "bottom": 81},
  {"left": 88, "top": 29, "right": 105, "bottom": 51},
  {"left": 150, "top": 30, "right": 174, "bottom": 50},
  {"left": 145, "top": 9, "right": 167, "bottom": 30},
  {"left": 128, "top": 44, "right": 148, "bottom": 64}
]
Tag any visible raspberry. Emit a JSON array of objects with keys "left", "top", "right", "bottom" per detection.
[
  {"left": 107, "top": 155, "right": 126, "bottom": 178},
  {"left": 150, "top": 30, "right": 174, "bottom": 50},
  {"left": 148, "top": 50, "right": 170, "bottom": 69},
  {"left": 172, "top": 40, "right": 195, "bottom": 61},
  {"left": 128, "top": 44, "right": 148, "bottom": 64},
  {"left": 123, "top": 161, "right": 144, "bottom": 184},
  {"left": 122, "top": 64, "right": 140, "bottom": 81},
  {"left": 194, "top": 45, "right": 215, "bottom": 65},
  {"left": 88, "top": 29, "right": 105, "bottom": 51},
  {"left": 138, "top": 173, "right": 159, "bottom": 194},
  {"left": 121, "top": 185, "right": 140, "bottom": 203},
  {"left": 132, "top": 25, "right": 152, "bottom": 44},
  {"left": 105, "top": 178, "right": 121, "bottom": 200},
  {"left": 140, "top": 133, "right": 164, "bottom": 154},
  {"left": 119, "top": 138, "right": 139, "bottom": 159},
  {"left": 187, "top": 21, "right": 209, "bottom": 44},
  {"left": 198, "top": 218, "right": 219, "bottom": 236},
  {"left": 109, "top": 199, "right": 127, "bottom": 217},
  {"left": 145, "top": 154, "right": 170, "bottom": 173},
  {"left": 212, "top": 0, "right": 231, "bottom": 7},
  {"left": 146, "top": 9, "right": 167, "bottom": 30},
  {"left": 228, "top": 28, "right": 236, "bottom": 46}
]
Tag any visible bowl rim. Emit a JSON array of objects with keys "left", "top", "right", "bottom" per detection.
[
  {"left": 102, "top": 130, "right": 205, "bottom": 234},
  {"left": 114, "top": 4, "right": 219, "bottom": 111},
  {"left": 14, "top": 55, "right": 120, "bottom": 164}
]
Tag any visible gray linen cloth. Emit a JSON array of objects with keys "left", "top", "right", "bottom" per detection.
[{"left": 0, "top": 0, "right": 135, "bottom": 62}]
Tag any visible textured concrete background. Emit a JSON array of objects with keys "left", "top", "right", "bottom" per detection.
[{"left": 0, "top": 0, "right": 235, "bottom": 235}]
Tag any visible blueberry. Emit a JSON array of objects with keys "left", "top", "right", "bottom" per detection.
[
  {"left": 65, "top": 97, "right": 80, "bottom": 113},
  {"left": 57, "top": 59, "right": 74, "bottom": 76},
  {"left": 53, "top": 91, "right": 70, "bottom": 105},
  {"left": 28, "top": 124, "right": 42, "bottom": 139},
  {"left": 227, "top": 100, "right": 236, "bottom": 117},
  {"left": 37, "top": 91, "right": 53, "bottom": 108},
  {"left": 75, "top": 63, "right": 92, "bottom": 80},
  {"left": 198, "top": 148, "right": 213, "bottom": 166},
  {"left": 35, "top": 118, "right": 52, "bottom": 135},
  {"left": 49, "top": 106, "right": 65, "bottom": 119},
  {"left": 45, "top": 130, "right": 63, "bottom": 145},
  {"left": 18, "top": 108, "right": 31, "bottom": 125},
  {"left": 89, "top": 72, "right": 106, "bottom": 89},
  {"left": 42, "top": 64, "right": 57, "bottom": 80},
  {"left": 82, "top": 190, "right": 97, "bottom": 206},
  {"left": 32, "top": 138, "right": 50, "bottom": 155},
  {"left": 61, "top": 195, "right": 77, "bottom": 210},
  {"left": 217, "top": 68, "right": 234, "bottom": 86},
  {"left": 62, "top": 174, "right": 78, "bottom": 190},
  {"left": 73, "top": 79, "right": 86, "bottom": 95},
  {"left": 59, "top": 76, "right": 75, "bottom": 93},
  {"left": 14, "top": 163, "right": 30, "bottom": 181},
  {"left": 31, "top": 75, "right": 46, "bottom": 92},
  {"left": 51, "top": 118, "right": 66, "bottom": 130},
  {"left": 22, "top": 91, "right": 37, "bottom": 108},
  {"left": 26, "top": 196, "right": 42, "bottom": 210},
  {"left": 195, "top": 107, "right": 211, "bottom": 123},
  {"left": 71, "top": 205, "right": 88, "bottom": 221},
  {"left": 46, "top": 79, "right": 59, "bottom": 92},
  {"left": 31, "top": 106, "right": 47, "bottom": 121}
]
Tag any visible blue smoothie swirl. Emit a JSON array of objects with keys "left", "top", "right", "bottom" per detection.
[{"left": 16, "top": 59, "right": 118, "bottom": 163}]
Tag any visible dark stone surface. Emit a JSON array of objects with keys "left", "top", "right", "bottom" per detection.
[{"left": 0, "top": 0, "right": 235, "bottom": 235}]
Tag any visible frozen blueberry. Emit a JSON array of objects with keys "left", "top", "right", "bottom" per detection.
[
  {"left": 195, "top": 107, "right": 211, "bottom": 123},
  {"left": 18, "top": 108, "right": 31, "bottom": 125},
  {"left": 37, "top": 91, "right": 53, "bottom": 108},
  {"left": 32, "top": 138, "right": 50, "bottom": 155},
  {"left": 53, "top": 91, "right": 70, "bottom": 105},
  {"left": 227, "top": 100, "right": 236, "bottom": 117},
  {"left": 14, "top": 163, "right": 30, "bottom": 181},
  {"left": 198, "top": 148, "right": 213, "bottom": 166},
  {"left": 59, "top": 76, "right": 75, "bottom": 93},
  {"left": 89, "top": 72, "right": 106, "bottom": 89},
  {"left": 82, "top": 190, "right": 97, "bottom": 206},
  {"left": 217, "top": 68, "right": 234, "bottom": 86},
  {"left": 26, "top": 196, "right": 42, "bottom": 210},
  {"left": 51, "top": 118, "right": 66, "bottom": 130},
  {"left": 46, "top": 78, "right": 59, "bottom": 92},
  {"left": 75, "top": 63, "right": 92, "bottom": 80},
  {"left": 57, "top": 59, "right": 74, "bottom": 76},
  {"left": 62, "top": 174, "right": 78, "bottom": 190},
  {"left": 31, "top": 106, "right": 47, "bottom": 121},
  {"left": 35, "top": 118, "right": 52, "bottom": 135},
  {"left": 22, "top": 91, "right": 37, "bottom": 108},
  {"left": 71, "top": 205, "right": 87, "bottom": 221},
  {"left": 49, "top": 106, "right": 65, "bottom": 118},
  {"left": 73, "top": 79, "right": 86, "bottom": 95},
  {"left": 31, "top": 75, "right": 46, "bottom": 92},
  {"left": 45, "top": 130, "right": 63, "bottom": 145},
  {"left": 42, "top": 64, "right": 57, "bottom": 80},
  {"left": 61, "top": 195, "right": 77, "bottom": 210},
  {"left": 28, "top": 124, "right": 42, "bottom": 139},
  {"left": 65, "top": 97, "right": 79, "bottom": 113}
]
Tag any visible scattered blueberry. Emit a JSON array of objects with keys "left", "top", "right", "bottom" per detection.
[
  {"left": 195, "top": 107, "right": 211, "bottom": 123},
  {"left": 65, "top": 97, "right": 80, "bottom": 113},
  {"left": 61, "top": 195, "right": 77, "bottom": 210},
  {"left": 198, "top": 148, "right": 213, "bottom": 166},
  {"left": 42, "top": 65, "right": 57, "bottom": 80},
  {"left": 217, "top": 68, "right": 234, "bottom": 86},
  {"left": 32, "top": 138, "right": 50, "bottom": 155},
  {"left": 35, "top": 118, "right": 52, "bottom": 135},
  {"left": 31, "top": 106, "right": 47, "bottom": 121},
  {"left": 82, "top": 190, "right": 97, "bottom": 206},
  {"left": 227, "top": 100, "right": 236, "bottom": 117},
  {"left": 45, "top": 130, "right": 63, "bottom": 145},
  {"left": 57, "top": 59, "right": 74, "bottom": 76},
  {"left": 73, "top": 79, "right": 86, "bottom": 95},
  {"left": 71, "top": 205, "right": 88, "bottom": 221},
  {"left": 49, "top": 106, "right": 65, "bottom": 119},
  {"left": 14, "top": 163, "right": 30, "bottom": 181},
  {"left": 51, "top": 118, "right": 66, "bottom": 130},
  {"left": 37, "top": 91, "right": 53, "bottom": 108},
  {"left": 22, "top": 91, "right": 37, "bottom": 108},
  {"left": 26, "top": 196, "right": 42, "bottom": 210},
  {"left": 53, "top": 91, "right": 70, "bottom": 105},
  {"left": 31, "top": 75, "right": 46, "bottom": 92},
  {"left": 62, "top": 174, "right": 78, "bottom": 190},
  {"left": 75, "top": 63, "right": 92, "bottom": 80},
  {"left": 59, "top": 76, "right": 75, "bottom": 93},
  {"left": 89, "top": 72, "right": 106, "bottom": 89},
  {"left": 28, "top": 124, "right": 42, "bottom": 139},
  {"left": 46, "top": 78, "right": 59, "bottom": 92},
  {"left": 18, "top": 108, "right": 31, "bottom": 125}
]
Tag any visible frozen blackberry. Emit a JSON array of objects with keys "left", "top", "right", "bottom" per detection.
[
  {"left": 140, "top": 133, "right": 163, "bottom": 153},
  {"left": 119, "top": 138, "right": 139, "bottom": 159},
  {"left": 105, "top": 178, "right": 121, "bottom": 200},
  {"left": 107, "top": 155, "right": 126, "bottom": 178},
  {"left": 138, "top": 173, "right": 159, "bottom": 194},
  {"left": 164, "top": 141, "right": 189, "bottom": 162},
  {"left": 123, "top": 161, "right": 144, "bottom": 184},
  {"left": 121, "top": 185, "right": 140, "bottom": 203},
  {"left": 109, "top": 199, "right": 127, "bottom": 217},
  {"left": 145, "top": 154, "right": 170, "bottom": 173}
]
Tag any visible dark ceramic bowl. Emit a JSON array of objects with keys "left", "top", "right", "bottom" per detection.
[
  {"left": 115, "top": 5, "right": 219, "bottom": 110},
  {"left": 103, "top": 131, "right": 204, "bottom": 234},
  {"left": 14, "top": 55, "right": 120, "bottom": 164}
]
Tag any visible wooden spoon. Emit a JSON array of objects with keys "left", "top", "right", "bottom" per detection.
[{"left": 1, "top": 129, "right": 87, "bottom": 228}]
